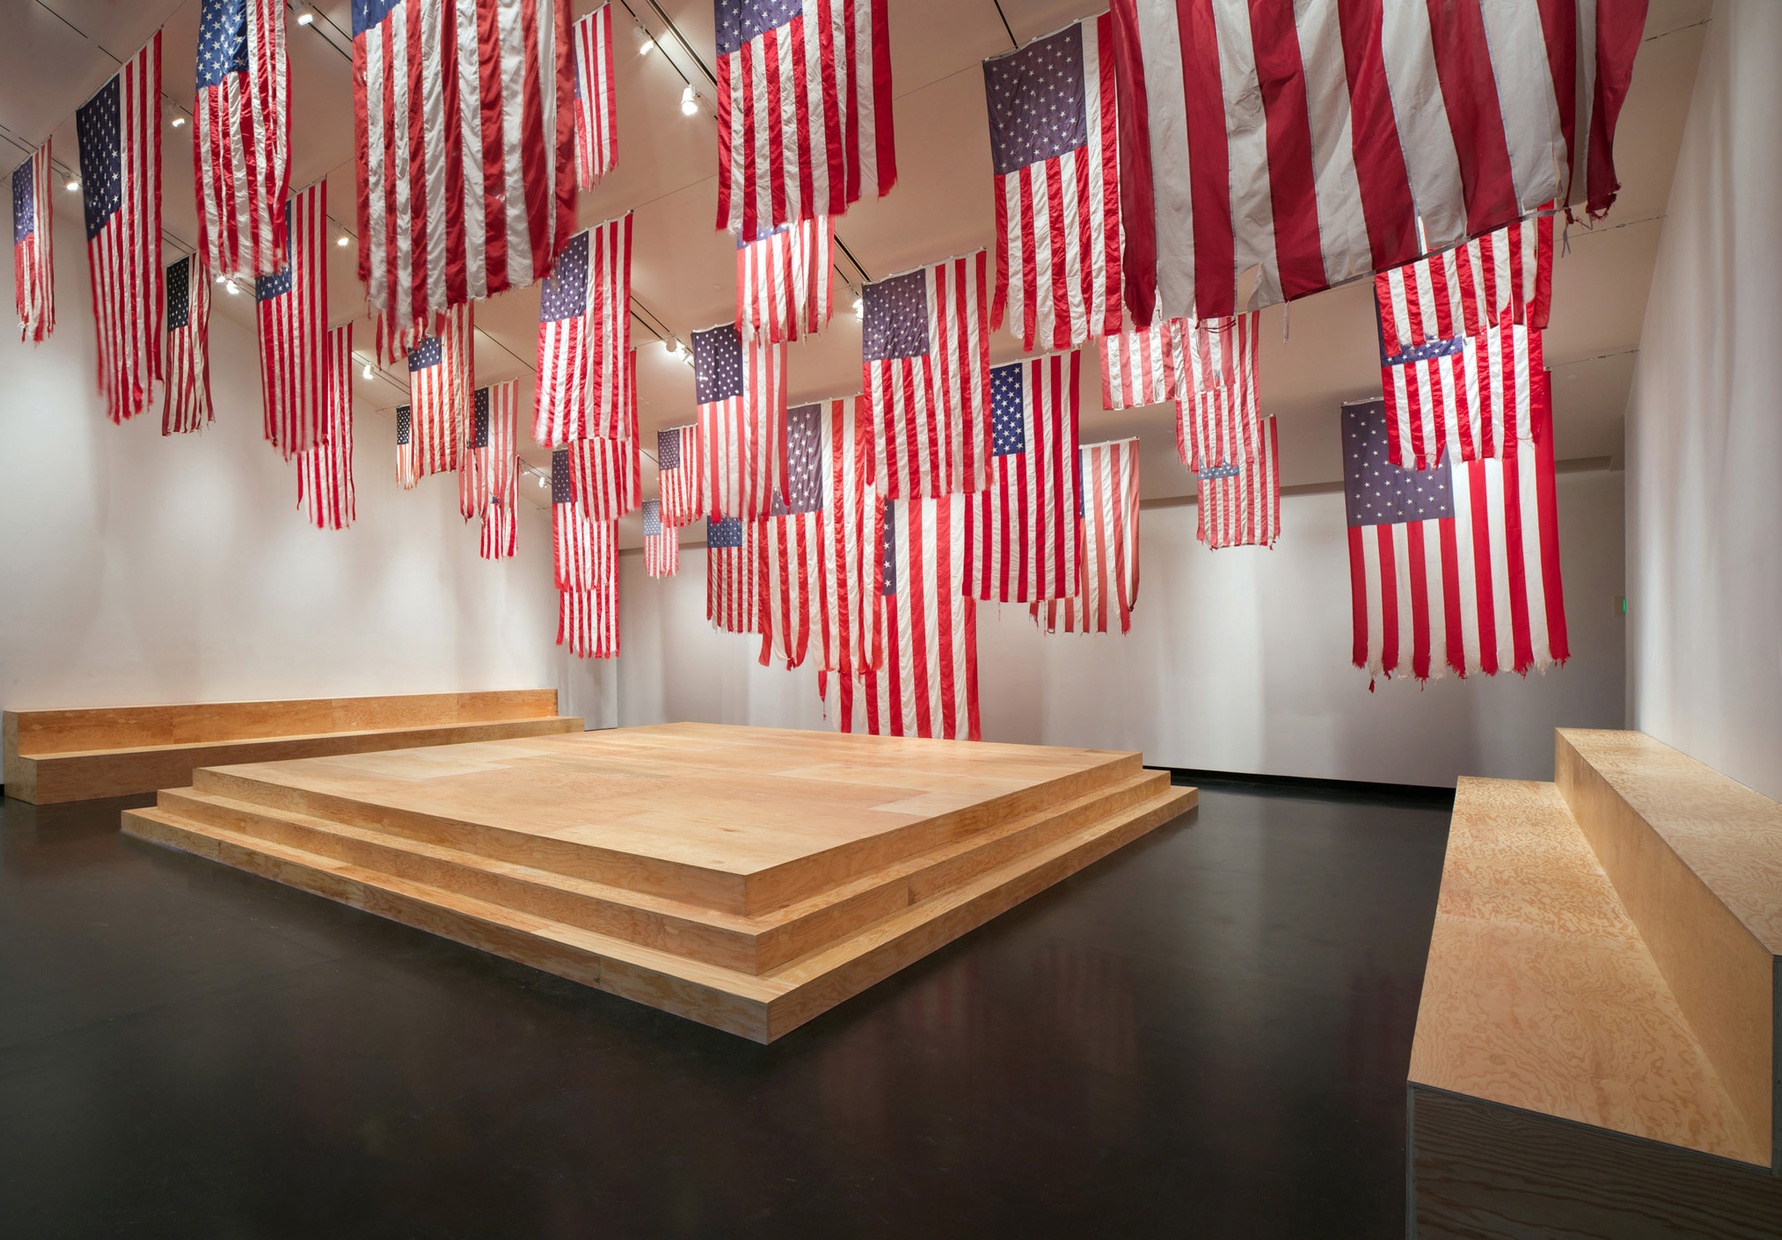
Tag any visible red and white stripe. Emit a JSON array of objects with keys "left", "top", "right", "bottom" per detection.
[
  {"left": 375, "top": 307, "right": 443, "bottom": 366},
  {"left": 700, "top": 333, "right": 786, "bottom": 519},
  {"left": 458, "top": 380, "right": 518, "bottom": 519},
  {"left": 1098, "top": 318, "right": 1176, "bottom": 411},
  {"left": 642, "top": 503, "right": 677, "bottom": 578},
  {"left": 533, "top": 216, "right": 631, "bottom": 446},
  {"left": 706, "top": 523, "right": 766, "bottom": 635},
  {"left": 1198, "top": 415, "right": 1279, "bottom": 550},
  {"left": 1384, "top": 322, "right": 1546, "bottom": 470},
  {"left": 737, "top": 216, "right": 833, "bottom": 342},
  {"left": 256, "top": 181, "right": 326, "bottom": 455},
  {"left": 1377, "top": 212, "right": 1553, "bottom": 358},
  {"left": 658, "top": 424, "right": 703, "bottom": 528},
  {"left": 162, "top": 258, "right": 213, "bottom": 435},
  {"left": 83, "top": 34, "right": 163, "bottom": 425},
  {"left": 558, "top": 520, "right": 617, "bottom": 657},
  {"left": 965, "top": 352, "right": 1082, "bottom": 603},
  {"left": 554, "top": 491, "right": 601, "bottom": 591},
  {"left": 396, "top": 405, "right": 418, "bottom": 489},
  {"left": 13, "top": 141, "right": 54, "bottom": 344},
  {"left": 480, "top": 497, "right": 517, "bottom": 558},
  {"left": 715, "top": 0, "right": 895, "bottom": 239},
  {"left": 570, "top": 435, "right": 639, "bottom": 520},
  {"left": 195, "top": 0, "right": 289, "bottom": 279},
  {"left": 1173, "top": 313, "right": 1260, "bottom": 473},
  {"left": 408, "top": 302, "right": 471, "bottom": 477},
  {"left": 572, "top": 5, "right": 616, "bottom": 189},
  {"left": 1109, "top": 0, "right": 1642, "bottom": 322},
  {"left": 352, "top": 0, "right": 575, "bottom": 323},
  {"left": 819, "top": 396, "right": 882, "bottom": 677},
  {"left": 761, "top": 511, "right": 821, "bottom": 668},
  {"left": 1034, "top": 438, "right": 1140, "bottom": 634},
  {"left": 989, "top": 14, "right": 1122, "bottom": 352},
  {"left": 296, "top": 325, "right": 356, "bottom": 531}
]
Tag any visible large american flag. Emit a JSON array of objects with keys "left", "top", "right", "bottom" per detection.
[
  {"left": 657, "top": 424, "right": 703, "bottom": 528},
  {"left": 714, "top": 0, "right": 895, "bottom": 238},
  {"left": 818, "top": 395, "right": 881, "bottom": 679},
  {"left": 1174, "top": 313, "right": 1260, "bottom": 473},
  {"left": 77, "top": 34, "right": 162, "bottom": 425},
  {"left": 1377, "top": 212, "right": 1554, "bottom": 359},
  {"left": 572, "top": 4, "right": 616, "bottom": 189},
  {"left": 737, "top": 217, "right": 832, "bottom": 343},
  {"left": 459, "top": 381, "right": 518, "bottom": 520},
  {"left": 255, "top": 184, "right": 326, "bottom": 456},
  {"left": 193, "top": 0, "right": 289, "bottom": 279},
  {"left": 964, "top": 354, "right": 1081, "bottom": 603},
  {"left": 642, "top": 499, "right": 677, "bottom": 578},
  {"left": 534, "top": 217, "right": 631, "bottom": 446},
  {"left": 761, "top": 403, "right": 825, "bottom": 669},
  {"left": 12, "top": 142, "right": 54, "bottom": 344},
  {"left": 1344, "top": 399, "right": 1567, "bottom": 683},
  {"left": 1198, "top": 415, "right": 1279, "bottom": 550},
  {"left": 1035, "top": 438, "right": 1140, "bottom": 635},
  {"left": 1099, "top": 317, "right": 1176, "bottom": 411},
  {"left": 694, "top": 323, "right": 785, "bottom": 519},
  {"left": 706, "top": 515, "right": 764, "bottom": 636},
  {"left": 1381, "top": 320, "right": 1546, "bottom": 471},
  {"left": 297, "top": 325, "right": 356, "bottom": 531},
  {"left": 395, "top": 406, "right": 417, "bottom": 488},
  {"left": 406, "top": 303, "right": 472, "bottom": 477},
  {"left": 985, "top": 14, "right": 1121, "bottom": 352},
  {"left": 559, "top": 518, "right": 617, "bottom": 658},
  {"left": 861, "top": 253, "right": 991, "bottom": 499},
  {"left": 162, "top": 256, "right": 213, "bottom": 435},
  {"left": 352, "top": 0, "right": 575, "bottom": 323}
]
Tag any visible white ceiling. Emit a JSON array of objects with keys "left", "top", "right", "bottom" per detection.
[{"left": 0, "top": 0, "right": 1713, "bottom": 533}]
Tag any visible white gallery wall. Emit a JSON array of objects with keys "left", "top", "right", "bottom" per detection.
[
  {"left": 1626, "top": 0, "right": 1782, "bottom": 801},
  {"left": 0, "top": 237, "right": 614, "bottom": 728},
  {"left": 618, "top": 470, "right": 1626, "bottom": 788}
]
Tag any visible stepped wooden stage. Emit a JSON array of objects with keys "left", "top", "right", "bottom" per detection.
[{"left": 122, "top": 724, "right": 1194, "bottom": 1041}]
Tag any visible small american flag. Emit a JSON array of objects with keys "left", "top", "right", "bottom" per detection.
[
  {"left": 1035, "top": 438, "right": 1139, "bottom": 634},
  {"left": 1174, "top": 313, "right": 1261, "bottom": 474},
  {"left": 964, "top": 353, "right": 1081, "bottom": 603},
  {"left": 297, "top": 325, "right": 356, "bottom": 531},
  {"left": 737, "top": 217, "right": 832, "bottom": 343},
  {"left": 552, "top": 446, "right": 599, "bottom": 590},
  {"left": 861, "top": 253, "right": 991, "bottom": 499},
  {"left": 459, "top": 381, "right": 518, "bottom": 520},
  {"left": 1198, "top": 415, "right": 1279, "bottom": 550},
  {"left": 162, "top": 256, "right": 213, "bottom": 434},
  {"left": 818, "top": 395, "right": 881, "bottom": 679},
  {"left": 572, "top": 5, "right": 616, "bottom": 189},
  {"left": 481, "top": 495, "right": 516, "bottom": 560},
  {"left": 12, "top": 142, "right": 54, "bottom": 344},
  {"left": 715, "top": 0, "right": 895, "bottom": 238},
  {"left": 984, "top": 15, "right": 1121, "bottom": 351},
  {"left": 255, "top": 184, "right": 326, "bottom": 456},
  {"left": 77, "top": 34, "right": 163, "bottom": 424},
  {"left": 642, "top": 500, "right": 677, "bottom": 578},
  {"left": 1377, "top": 212, "right": 1554, "bottom": 360},
  {"left": 761, "top": 403, "right": 825, "bottom": 669},
  {"left": 657, "top": 424, "right": 703, "bottom": 528},
  {"left": 1099, "top": 318, "right": 1176, "bottom": 411},
  {"left": 1344, "top": 399, "right": 1567, "bottom": 683},
  {"left": 1381, "top": 320, "right": 1546, "bottom": 471},
  {"left": 694, "top": 323, "right": 785, "bottom": 520},
  {"left": 407, "top": 304, "right": 472, "bottom": 478},
  {"left": 395, "top": 405, "right": 418, "bottom": 489},
  {"left": 706, "top": 515, "right": 764, "bottom": 636},
  {"left": 193, "top": 0, "right": 289, "bottom": 279},
  {"left": 534, "top": 217, "right": 631, "bottom": 446}
]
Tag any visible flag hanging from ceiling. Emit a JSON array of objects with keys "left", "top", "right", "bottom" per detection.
[
  {"left": 395, "top": 405, "right": 418, "bottom": 489},
  {"left": 77, "top": 33, "right": 163, "bottom": 424},
  {"left": 572, "top": 4, "right": 616, "bottom": 189},
  {"left": 374, "top": 306, "right": 443, "bottom": 366},
  {"left": 964, "top": 353, "right": 1082, "bottom": 603},
  {"left": 760, "top": 403, "right": 825, "bottom": 669},
  {"left": 255, "top": 183, "right": 327, "bottom": 456},
  {"left": 1198, "top": 415, "right": 1279, "bottom": 550},
  {"left": 481, "top": 495, "right": 516, "bottom": 559},
  {"left": 861, "top": 253, "right": 992, "bottom": 499},
  {"left": 297, "top": 325, "right": 356, "bottom": 531},
  {"left": 1174, "top": 314, "right": 1260, "bottom": 473},
  {"left": 1344, "top": 398, "right": 1567, "bottom": 683},
  {"left": 12, "top": 142, "right": 55, "bottom": 344},
  {"left": 1099, "top": 318, "right": 1175, "bottom": 411},
  {"left": 984, "top": 14, "right": 1122, "bottom": 352},
  {"left": 714, "top": 0, "right": 895, "bottom": 238},
  {"left": 552, "top": 446, "right": 603, "bottom": 590},
  {"left": 737, "top": 217, "right": 833, "bottom": 343},
  {"left": 1376, "top": 213, "right": 1554, "bottom": 360},
  {"left": 559, "top": 520, "right": 617, "bottom": 658},
  {"left": 706, "top": 515, "right": 765, "bottom": 636},
  {"left": 407, "top": 303, "right": 472, "bottom": 478},
  {"left": 657, "top": 424, "right": 703, "bottom": 528},
  {"left": 1108, "top": 0, "right": 1645, "bottom": 323},
  {"left": 1035, "top": 438, "right": 1139, "bottom": 634},
  {"left": 459, "top": 381, "right": 518, "bottom": 520},
  {"left": 819, "top": 395, "right": 881, "bottom": 679},
  {"left": 162, "top": 256, "right": 213, "bottom": 435},
  {"left": 694, "top": 323, "right": 786, "bottom": 519},
  {"left": 642, "top": 500, "right": 677, "bottom": 578},
  {"left": 569, "top": 436, "right": 639, "bottom": 521},
  {"left": 351, "top": 0, "right": 575, "bottom": 323},
  {"left": 1381, "top": 321, "right": 1547, "bottom": 471},
  {"left": 534, "top": 216, "right": 632, "bottom": 446},
  {"left": 194, "top": 0, "right": 290, "bottom": 279}
]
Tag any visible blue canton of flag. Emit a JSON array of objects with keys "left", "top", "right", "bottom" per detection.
[
  {"left": 408, "top": 334, "right": 442, "bottom": 372},
  {"left": 396, "top": 405, "right": 412, "bottom": 445},
  {"left": 643, "top": 499, "right": 663, "bottom": 538},
  {"left": 708, "top": 516, "right": 744, "bottom": 548},
  {"left": 538, "top": 230, "right": 589, "bottom": 322},
  {"left": 771, "top": 404, "right": 824, "bottom": 516},
  {"left": 469, "top": 386, "right": 491, "bottom": 449},
  {"left": 991, "top": 362, "right": 1025, "bottom": 456},
  {"left": 657, "top": 427, "right": 681, "bottom": 471},
  {"left": 862, "top": 269, "right": 929, "bottom": 361},
  {"left": 983, "top": 25, "right": 1087, "bottom": 175},
  {"left": 75, "top": 78, "right": 123, "bottom": 242},
  {"left": 880, "top": 506, "right": 897, "bottom": 595},
  {"left": 714, "top": 0, "right": 805, "bottom": 53},
  {"left": 12, "top": 159, "right": 34, "bottom": 243},
  {"left": 196, "top": 0, "right": 250, "bottom": 88},
  {"left": 1342, "top": 406, "right": 1454, "bottom": 527},
  {"left": 551, "top": 446, "right": 574, "bottom": 504},
  {"left": 694, "top": 323, "right": 746, "bottom": 403},
  {"left": 166, "top": 256, "right": 191, "bottom": 329}
]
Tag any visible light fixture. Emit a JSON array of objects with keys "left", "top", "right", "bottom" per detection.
[
  {"left": 668, "top": 338, "right": 683, "bottom": 358},
  {"left": 65, "top": 177, "right": 80, "bottom": 192},
  {"left": 336, "top": 233, "right": 350, "bottom": 247},
  {"left": 852, "top": 295, "right": 864, "bottom": 320},
  {"left": 171, "top": 114, "right": 185, "bottom": 128},
  {"left": 295, "top": 9, "right": 314, "bottom": 25},
  {"left": 680, "top": 85, "right": 699, "bottom": 116},
  {"left": 226, "top": 280, "right": 240, "bottom": 295},
  {"left": 214, "top": 273, "right": 227, "bottom": 285},
  {"left": 362, "top": 362, "right": 374, "bottom": 380},
  {"left": 632, "top": 24, "right": 655, "bottom": 55}
]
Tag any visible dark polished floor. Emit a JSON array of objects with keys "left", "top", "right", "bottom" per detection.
[{"left": 0, "top": 784, "right": 1449, "bottom": 1240}]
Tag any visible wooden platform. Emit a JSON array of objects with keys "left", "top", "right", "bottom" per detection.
[
  {"left": 120, "top": 724, "right": 1196, "bottom": 1042},
  {"left": 3, "top": 691, "right": 583, "bottom": 803}
]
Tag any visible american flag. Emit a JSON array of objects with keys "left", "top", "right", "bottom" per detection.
[
  {"left": 297, "top": 325, "right": 356, "bottom": 531},
  {"left": 1109, "top": 1, "right": 1644, "bottom": 322},
  {"left": 12, "top": 142, "right": 54, "bottom": 344},
  {"left": 481, "top": 495, "right": 516, "bottom": 560},
  {"left": 694, "top": 323, "right": 785, "bottom": 520},
  {"left": 534, "top": 217, "right": 631, "bottom": 445},
  {"left": 761, "top": 403, "right": 825, "bottom": 669},
  {"left": 552, "top": 446, "right": 601, "bottom": 590},
  {"left": 1344, "top": 399, "right": 1567, "bottom": 683},
  {"left": 77, "top": 34, "right": 162, "bottom": 425},
  {"left": 459, "top": 381, "right": 518, "bottom": 520},
  {"left": 964, "top": 354, "right": 1081, "bottom": 603},
  {"left": 1198, "top": 415, "right": 1279, "bottom": 550},
  {"left": 706, "top": 515, "right": 764, "bottom": 635},
  {"left": 395, "top": 405, "right": 418, "bottom": 489},
  {"left": 558, "top": 515, "right": 617, "bottom": 659},
  {"left": 861, "top": 253, "right": 991, "bottom": 499},
  {"left": 569, "top": 436, "right": 639, "bottom": 521},
  {"left": 714, "top": 0, "right": 895, "bottom": 238},
  {"left": 1381, "top": 321, "right": 1546, "bottom": 471},
  {"left": 1377, "top": 213, "right": 1554, "bottom": 359},
  {"left": 737, "top": 217, "right": 832, "bottom": 343},
  {"left": 1099, "top": 318, "right": 1176, "bottom": 411},
  {"left": 374, "top": 306, "right": 442, "bottom": 366},
  {"left": 657, "top": 424, "right": 703, "bottom": 528},
  {"left": 255, "top": 183, "right": 326, "bottom": 456},
  {"left": 985, "top": 14, "right": 1121, "bottom": 352},
  {"left": 162, "top": 256, "right": 213, "bottom": 435},
  {"left": 352, "top": 0, "right": 574, "bottom": 324},
  {"left": 1174, "top": 313, "right": 1260, "bottom": 473},
  {"left": 407, "top": 303, "right": 472, "bottom": 477},
  {"left": 1035, "top": 438, "right": 1139, "bottom": 635},
  {"left": 818, "top": 395, "right": 881, "bottom": 678},
  {"left": 642, "top": 499, "right": 677, "bottom": 578},
  {"left": 193, "top": 0, "right": 289, "bottom": 279},
  {"left": 572, "top": 4, "right": 616, "bottom": 189}
]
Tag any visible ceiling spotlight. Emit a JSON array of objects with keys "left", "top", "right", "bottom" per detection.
[
  {"left": 295, "top": 10, "right": 314, "bottom": 25},
  {"left": 668, "top": 338, "right": 683, "bottom": 358},
  {"left": 632, "top": 24, "right": 655, "bottom": 55},
  {"left": 171, "top": 115, "right": 186, "bottom": 128},
  {"left": 225, "top": 280, "right": 240, "bottom": 295},
  {"left": 336, "top": 233, "right": 349, "bottom": 247},
  {"left": 65, "top": 177, "right": 80, "bottom": 192},
  {"left": 852, "top": 295, "right": 863, "bottom": 319},
  {"left": 362, "top": 362, "right": 374, "bottom": 380},
  {"left": 680, "top": 85, "right": 699, "bottom": 116},
  {"left": 214, "top": 273, "right": 227, "bottom": 285}
]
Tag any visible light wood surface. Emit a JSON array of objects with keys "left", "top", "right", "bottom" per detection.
[{"left": 121, "top": 725, "right": 1196, "bottom": 1041}]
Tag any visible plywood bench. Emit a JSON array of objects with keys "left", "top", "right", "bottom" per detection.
[
  {"left": 1409, "top": 730, "right": 1782, "bottom": 1238},
  {"left": 2, "top": 692, "right": 583, "bottom": 804}
]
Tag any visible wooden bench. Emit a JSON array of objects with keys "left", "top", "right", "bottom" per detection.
[
  {"left": 2, "top": 692, "right": 583, "bottom": 804},
  {"left": 1409, "top": 729, "right": 1782, "bottom": 1238}
]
